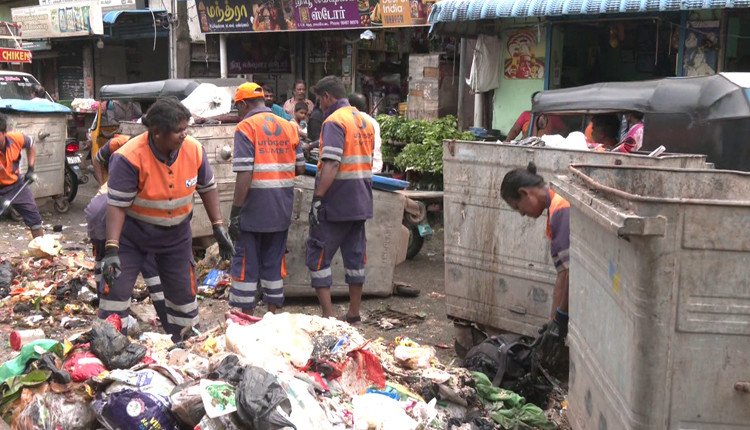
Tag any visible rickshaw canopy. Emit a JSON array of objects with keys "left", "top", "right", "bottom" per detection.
[
  {"left": 100, "top": 78, "right": 248, "bottom": 101},
  {"left": 532, "top": 73, "right": 750, "bottom": 122}
]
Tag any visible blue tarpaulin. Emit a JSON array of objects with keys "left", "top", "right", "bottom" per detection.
[{"left": 0, "top": 99, "right": 70, "bottom": 114}]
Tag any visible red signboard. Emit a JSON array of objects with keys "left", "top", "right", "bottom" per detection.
[{"left": 0, "top": 48, "right": 32, "bottom": 63}]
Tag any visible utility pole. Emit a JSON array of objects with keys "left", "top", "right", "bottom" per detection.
[{"left": 169, "top": 0, "right": 191, "bottom": 78}]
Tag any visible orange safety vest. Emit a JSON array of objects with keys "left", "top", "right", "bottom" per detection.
[
  {"left": 546, "top": 189, "right": 570, "bottom": 240},
  {"left": 109, "top": 134, "right": 131, "bottom": 154},
  {"left": 319, "top": 106, "right": 375, "bottom": 179},
  {"left": 0, "top": 132, "right": 28, "bottom": 186},
  {"left": 236, "top": 112, "right": 299, "bottom": 189},
  {"left": 116, "top": 132, "right": 204, "bottom": 227}
]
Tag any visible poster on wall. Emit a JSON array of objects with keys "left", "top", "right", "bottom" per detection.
[
  {"left": 503, "top": 28, "right": 545, "bottom": 80},
  {"left": 227, "top": 33, "right": 292, "bottom": 74},
  {"left": 683, "top": 21, "right": 719, "bottom": 77},
  {"left": 12, "top": 2, "right": 104, "bottom": 39},
  {"left": 196, "top": 0, "right": 429, "bottom": 32}
]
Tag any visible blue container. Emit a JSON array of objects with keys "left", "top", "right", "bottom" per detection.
[{"left": 304, "top": 163, "right": 409, "bottom": 192}]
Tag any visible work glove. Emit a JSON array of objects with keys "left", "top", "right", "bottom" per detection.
[
  {"left": 213, "top": 224, "right": 235, "bottom": 261},
  {"left": 535, "top": 308, "right": 569, "bottom": 369},
  {"left": 101, "top": 246, "right": 122, "bottom": 287},
  {"left": 229, "top": 205, "right": 242, "bottom": 242},
  {"left": 25, "top": 166, "right": 38, "bottom": 184},
  {"left": 309, "top": 196, "right": 322, "bottom": 228}
]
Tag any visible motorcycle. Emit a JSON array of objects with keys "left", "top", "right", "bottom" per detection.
[{"left": 64, "top": 137, "right": 89, "bottom": 202}]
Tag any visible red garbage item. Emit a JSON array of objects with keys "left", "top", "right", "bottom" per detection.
[
  {"left": 105, "top": 314, "right": 122, "bottom": 332},
  {"left": 63, "top": 350, "right": 108, "bottom": 381},
  {"left": 10, "top": 329, "right": 45, "bottom": 351},
  {"left": 348, "top": 343, "right": 385, "bottom": 389}
]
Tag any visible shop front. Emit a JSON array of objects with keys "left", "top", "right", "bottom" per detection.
[{"left": 198, "top": 0, "right": 443, "bottom": 113}]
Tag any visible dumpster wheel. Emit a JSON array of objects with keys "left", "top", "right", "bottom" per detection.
[{"left": 54, "top": 196, "right": 71, "bottom": 214}]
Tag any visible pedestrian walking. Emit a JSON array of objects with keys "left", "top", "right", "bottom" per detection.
[
  {"left": 0, "top": 113, "right": 43, "bottom": 238},
  {"left": 305, "top": 76, "right": 375, "bottom": 324},
  {"left": 228, "top": 83, "right": 304, "bottom": 315},
  {"left": 101, "top": 97, "right": 234, "bottom": 341}
]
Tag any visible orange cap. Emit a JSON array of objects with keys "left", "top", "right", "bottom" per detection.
[{"left": 234, "top": 82, "right": 264, "bottom": 103}]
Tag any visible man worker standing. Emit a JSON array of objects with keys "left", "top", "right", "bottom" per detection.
[
  {"left": 93, "top": 134, "right": 131, "bottom": 185},
  {"left": 0, "top": 113, "right": 43, "bottom": 238},
  {"left": 101, "top": 97, "right": 234, "bottom": 342},
  {"left": 347, "top": 93, "right": 382, "bottom": 173},
  {"left": 305, "top": 76, "right": 375, "bottom": 324},
  {"left": 228, "top": 83, "right": 304, "bottom": 315}
]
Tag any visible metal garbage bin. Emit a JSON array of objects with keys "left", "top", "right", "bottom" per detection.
[
  {"left": 284, "top": 175, "right": 409, "bottom": 297},
  {"left": 553, "top": 164, "right": 750, "bottom": 430},
  {"left": 442, "top": 139, "right": 709, "bottom": 338}
]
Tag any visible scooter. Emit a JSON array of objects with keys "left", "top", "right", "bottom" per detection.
[{"left": 64, "top": 137, "right": 89, "bottom": 203}]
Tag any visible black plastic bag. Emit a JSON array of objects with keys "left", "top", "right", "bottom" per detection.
[
  {"left": 89, "top": 319, "right": 146, "bottom": 369},
  {"left": 235, "top": 366, "right": 295, "bottom": 430},
  {"left": 0, "top": 260, "right": 15, "bottom": 298},
  {"left": 33, "top": 352, "right": 71, "bottom": 384},
  {"left": 208, "top": 354, "right": 244, "bottom": 386}
]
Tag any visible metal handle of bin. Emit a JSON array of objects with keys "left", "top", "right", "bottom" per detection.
[
  {"left": 218, "top": 145, "right": 232, "bottom": 162},
  {"left": 735, "top": 382, "right": 750, "bottom": 393},
  {"left": 37, "top": 130, "right": 50, "bottom": 140},
  {"left": 552, "top": 177, "right": 667, "bottom": 238}
]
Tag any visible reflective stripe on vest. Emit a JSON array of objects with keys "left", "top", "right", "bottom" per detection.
[
  {"left": 319, "top": 106, "right": 375, "bottom": 180},
  {"left": 236, "top": 113, "right": 300, "bottom": 190},
  {"left": 546, "top": 189, "right": 570, "bottom": 240},
  {"left": 0, "top": 132, "right": 26, "bottom": 186},
  {"left": 117, "top": 132, "right": 204, "bottom": 227}
]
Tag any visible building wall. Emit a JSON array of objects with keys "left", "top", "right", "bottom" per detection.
[{"left": 0, "top": 0, "right": 36, "bottom": 22}]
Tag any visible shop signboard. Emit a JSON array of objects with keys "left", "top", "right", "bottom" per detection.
[
  {"left": 227, "top": 33, "right": 292, "bottom": 74},
  {"left": 0, "top": 48, "right": 32, "bottom": 63},
  {"left": 12, "top": 2, "right": 104, "bottom": 39},
  {"left": 196, "top": 0, "right": 430, "bottom": 33},
  {"left": 503, "top": 28, "right": 545, "bottom": 80},
  {"left": 22, "top": 39, "right": 52, "bottom": 51},
  {"left": 39, "top": 0, "right": 138, "bottom": 12}
]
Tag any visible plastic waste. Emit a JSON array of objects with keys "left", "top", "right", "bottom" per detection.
[
  {"left": 89, "top": 318, "right": 147, "bottom": 369},
  {"left": 27, "top": 235, "right": 62, "bottom": 259},
  {"left": 0, "top": 339, "right": 62, "bottom": 381},
  {"left": 170, "top": 381, "right": 205, "bottom": 428},
  {"left": 208, "top": 354, "right": 244, "bottom": 386},
  {"left": 235, "top": 365, "right": 296, "bottom": 430},
  {"left": 63, "top": 350, "right": 108, "bottom": 382},
  {"left": 13, "top": 391, "right": 97, "bottom": 430},
  {"left": 91, "top": 389, "right": 179, "bottom": 430},
  {"left": 10, "top": 329, "right": 45, "bottom": 351},
  {"left": 0, "top": 259, "right": 14, "bottom": 297},
  {"left": 194, "top": 413, "right": 244, "bottom": 430},
  {"left": 278, "top": 373, "right": 333, "bottom": 430},
  {"left": 32, "top": 352, "right": 70, "bottom": 384},
  {"left": 394, "top": 344, "right": 435, "bottom": 369},
  {"left": 352, "top": 393, "right": 418, "bottom": 430},
  {"left": 200, "top": 379, "right": 237, "bottom": 418}
]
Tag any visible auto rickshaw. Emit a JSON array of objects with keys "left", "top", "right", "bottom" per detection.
[
  {"left": 529, "top": 73, "right": 750, "bottom": 171},
  {"left": 89, "top": 78, "right": 247, "bottom": 183}
]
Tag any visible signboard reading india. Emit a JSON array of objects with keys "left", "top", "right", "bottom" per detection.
[
  {"left": 12, "top": 2, "right": 104, "bottom": 39},
  {"left": 196, "top": 0, "right": 431, "bottom": 33},
  {"left": 0, "top": 48, "right": 32, "bottom": 63}
]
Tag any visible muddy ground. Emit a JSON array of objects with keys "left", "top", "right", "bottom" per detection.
[{"left": 0, "top": 178, "right": 456, "bottom": 364}]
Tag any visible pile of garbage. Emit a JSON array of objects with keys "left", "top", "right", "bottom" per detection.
[{"left": 0, "top": 309, "right": 556, "bottom": 429}]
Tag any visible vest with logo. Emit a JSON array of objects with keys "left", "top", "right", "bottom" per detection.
[
  {"left": 1, "top": 132, "right": 27, "bottom": 186},
  {"left": 117, "top": 132, "right": 203, "bottom": 227},
  {"left": 318, "top": 106, "right": 375, "bottom": 221},
  {"left": 236, "top": 112, "right": 300, "bottom": 232}
]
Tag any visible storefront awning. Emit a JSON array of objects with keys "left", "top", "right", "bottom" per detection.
[
  {"left": 103, "top": 9, "right": 167, "bottom": 24},
  {"left": 103, "top": 9, "right": 169, "bottom": 39},
  {"left": 429, "top": 0, "right": 750, "bottom": 35}
]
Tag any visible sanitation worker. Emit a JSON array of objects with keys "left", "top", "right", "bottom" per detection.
[
  {"left": 501, "top": 162, "right": 569, "bottom": 367},
  {"left": 305, "top": 76, "right": 375, "bottom": 325},
  {"left": 228, "top": 82, "right": 304, "bottom": 315},
  {"left": 101, "top": 97, "right": 235, "bottom": 341},
  {"left": 0, "top": 113, "right": 43, "bottom": 238},
  {"left": 86, "top": 131, "right": 167, "bottom": 329}
]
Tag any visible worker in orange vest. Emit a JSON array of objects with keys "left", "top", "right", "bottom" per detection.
[
  {"left": 0, "top": 113, "right": 42, "bottom": 238},
  {"left": 101, "top": 97, "right": 234, "bottom": 341},
  {"left": 228, "top": 83, "right": 304, "bottom": 315},
  {"left": 305, "top": 76, "right": 375, "bottom": 325},
  {"left": 93, "top": 133, "right": 130, "bottom": 185}
]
